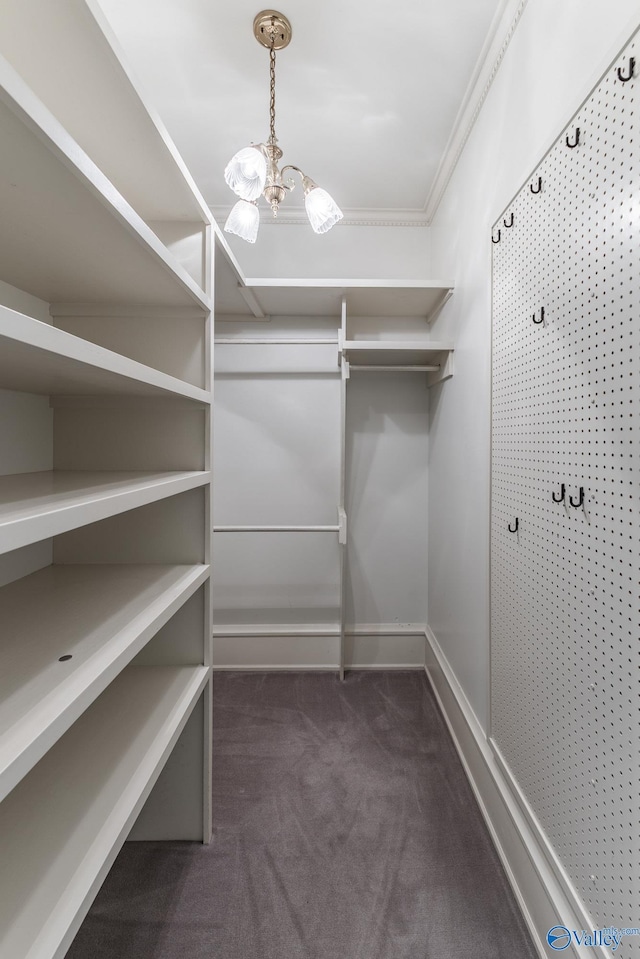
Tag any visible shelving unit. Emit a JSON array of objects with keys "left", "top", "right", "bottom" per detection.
[
  {"left": 0, "top": 0, "right": 212, "bottom": 234},
  {"left": 341, "top": 340, "right": 454, "bottom": 383},
  {"left": 0, "top": 666, "right": 210, "bottom": 959},
  {"left": 214, "top": 270, "right": 453, "bottom": 323},
  {"left": 0, "top": 304, "right": 210, "bottom": 400},
  {"left": 0, "top": 563, "right": 209, "bottom": 801},
  {"left": 339, "top": 290, "right": 454, "bottom": 384},
  {"left": 0, "top": 2, "right": 215, "bottom": 955},
  {"left": 0, "top": 57, "right": 209, "bottom": 309},
  {"left": 212, "top": 280, "right": 455, "bottom": 675},
  {"left": 0, "top": 470, "right": 210, "bottom": 554}
]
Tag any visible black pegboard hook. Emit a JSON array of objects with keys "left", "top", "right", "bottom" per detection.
[
  {"left": 552, "top": 483, "right": 566, "bottom": 504},
  {"left": 530, "top": 176, "right": 542, "bottom": 194},
  {"left": 492, "top": 229, "right": 501, "bottom": 244},
  {"left": 533, "top": 307, "right": 545, "bottom": 325},
  {"left": 569, "top": 487, "right": 585, "bottom": 508},
  {"left": 504, "top": 212, "right": 514, "bottom": 228},
  {"left": 566, "top": 127, "right": 580, "bottom": 148},
  {"left": 508, "top": 518, "right": 519, "bottom": 533},
  {"left": 617, "top": 57, "right": 635, "bottom": 82}
]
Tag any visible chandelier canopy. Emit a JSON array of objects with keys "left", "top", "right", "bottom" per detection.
[{"left": 224, "top": 10, "right": 343, "bottom": 244}]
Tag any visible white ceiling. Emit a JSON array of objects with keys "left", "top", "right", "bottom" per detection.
[{"left": 96, "top": 0, "right": 507, "bottom": 222}]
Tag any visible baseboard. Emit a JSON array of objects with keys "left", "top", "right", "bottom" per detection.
[
  {"left": 211, "top": 623, "right": 426, "bottom": 669},
  {"left": 424, "top": 626, "right": 606, "bottom": 959}
]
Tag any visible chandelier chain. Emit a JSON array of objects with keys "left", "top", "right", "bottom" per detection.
[{"left": 269, "top": 42, "right": 276, "bottom": 144}]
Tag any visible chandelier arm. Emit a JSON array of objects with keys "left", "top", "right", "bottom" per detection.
[
  {"left": 280, "top": 165, "right": 317, "bottom": 195},
  {"left": 279, "top": 164, "right": 303, "bottom": 192}
]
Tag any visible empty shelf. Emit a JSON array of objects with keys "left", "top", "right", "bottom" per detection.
[
  {"left": 0, "top": 304, "right": 210, "bottom": 401},
  {"left": 236, "top": 280, "right": 454, "bottom": 320},
  {"left": 0, "top": 470, "right": 210, "bottom": 554},
  {"left": 342, "top": 340, "right": 453, "bottom": 367},
  {"left": 0, "top": 563, "right": 209, "bottom": 800},
  {"left": 0, "top": 665, "right": 210, "bottom": 959},
  {"left": 0, "top": 55, "right": 209, "bottom": 309},
  {"left": 0, "top": 0, "right": 212, "bottom": 225}
]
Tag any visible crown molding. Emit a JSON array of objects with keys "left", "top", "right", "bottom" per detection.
[
  {"left": 423, "top": 0, "right": 529, "bottom": 223},
  {"left": 209, "top": 204, "right": 430, "bottom": 229}
]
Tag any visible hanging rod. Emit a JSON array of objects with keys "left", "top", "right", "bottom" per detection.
[
  {"left": 348, "top": 364, "right": 440, "bottom": 372},
  {"left": 213, "top": 524, "right": 340, "bottom": 533},
  {"left": 215, "top": 369, "right": 340, "bottom": 376},
  {"left": 214, "top": 338, "right": 339, "bottom": 345}
]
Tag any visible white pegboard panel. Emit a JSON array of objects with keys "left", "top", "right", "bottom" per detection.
[{"left": 491, "top": 29, "right": 640, "bottom": 950}]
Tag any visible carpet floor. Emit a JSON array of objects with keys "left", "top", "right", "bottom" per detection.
[{"left": 66, "top": 670, "right": 538, "bottom": 959}]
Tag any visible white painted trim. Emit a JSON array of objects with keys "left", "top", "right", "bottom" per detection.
[
  {"left": 241, "top": 278, "right": 455, "bottom": 291},
  {"left": 424, "top": 0, "right": 528, "bottom": 222},
  {"left": 212, "top": 226, "right": 248, "bottom": 290},
  {"left": 214, "top": 314, "right": 272, "bottom": 324},
  {"left": 237, "top": 284, "right": 266, "bottom": 318},
  {"left": 212, "top": 664, "right": 425, "bottom": 672},
  {"left": 211, "top": 622, "right": 426, "bottom": 638},
  {"left": 211, "top": 623, "right": 427, "bottom": 670},
  {"left": 49, "top": 305, "right": 207, "bottom": 319},
  {"left": 213, "top": 525, "right": 340, "bottom": 534},
  {"left": 214, "top": 338, "right": 339, "bottom": 345},
  {"left": 213, "top": 664, "right": 335, "bottom": 672},
  {"left": 424, "top": 626, "right": 610, "bottom": 959},
  {"left": 489, "top": 739, "right": 608, "bottom": 944},
  {"left": 210, "top": 205, "right": 430, "bottom": 229}
]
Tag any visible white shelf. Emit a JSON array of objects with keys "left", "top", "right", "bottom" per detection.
[
  {"left": 226, "top": 279, "right": 454, "bottom": 320},
  {"left": 0, "top": 55, "right": 210, "bottom": 309},
  {"left": 0, "top": 304, "right": 211, "bottom": 401},
  {"left": 0, "top": 563, "right": 209, "bottom": 801},
  {"left": 0, "top": 470, "right": 210, "bottom": 555},
  {"left": 0, "top": 7, "right": 215, "bottom": 949},
  {"left": 0, "top": 665, "right": 210, "bottom": 959},
  {"left": 342, "top": 340, "right": 454, "bottom": 367},
  {"left": 0, "top": 0, "right": 212, "bottom": 226}
]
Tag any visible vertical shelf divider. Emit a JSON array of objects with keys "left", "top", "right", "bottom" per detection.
[{"left": 338, "top": 295, "right": 348, "bottom": 680}]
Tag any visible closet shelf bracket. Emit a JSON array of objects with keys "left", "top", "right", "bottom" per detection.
[{"left": 338, "top": 508, "right": 348, "bottom": 545}]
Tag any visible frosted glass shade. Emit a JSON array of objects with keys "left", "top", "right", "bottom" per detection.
[
  {"left": 224, "top": 146, "right": 267, "bottom": 201},
  {"left": 304, "top": 187, "right": 343, "bottom": 234},
  {"left": 224, "top": 200, "right": 260, "bottom": 243}
]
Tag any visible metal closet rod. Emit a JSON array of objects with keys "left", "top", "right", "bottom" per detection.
[
  {"left": 349, "top": 364, "right": 440, "bottom": 372},
  {"left": 215, "top": 337, "right": 339, "bottom": 345},
  {"left": 215, "top": 369, "right": 340, "bottom": 376},
  {"left": 213, "top": 524, "right": 340, "bottom": 533}
]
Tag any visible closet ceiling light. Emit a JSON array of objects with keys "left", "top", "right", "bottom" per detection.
[{"left": 224, "top": 9, "right": 343, "bottom": 243}]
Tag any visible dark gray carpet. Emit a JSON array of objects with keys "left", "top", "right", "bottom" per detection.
[{"left": 66, "top": 671, "right": 537, "bottom": 959}]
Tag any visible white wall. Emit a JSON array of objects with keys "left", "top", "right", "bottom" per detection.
[
  {"left": 0, "top": 284, "right": 54, "bottom": 586},
  {"left": 212, "top": 319, "right": 342, "bottom": 626},
  {"left": 212, "top": 320, "right": 429, "bottom": 646},
  {"left": 0, "top": 280, "right": 51, "bottom": 324},
  {"left": 224, "top": 222, "right": 432, "bottom": 280},
  {"left": 346, "top": 373, "right": 428, "bottom": 627},
  {"left": 428, "top": 0, "right": 640, "bottom": 731}
]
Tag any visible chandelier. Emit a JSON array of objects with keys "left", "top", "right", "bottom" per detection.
[{"left": 223, "top": 10, "right": 343, "bottom": 244}]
